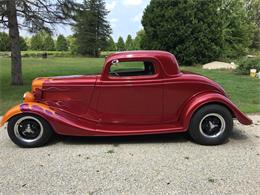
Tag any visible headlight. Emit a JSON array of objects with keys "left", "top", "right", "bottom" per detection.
[{"left": 23, "top": 92, "right": 35, "bottom": 102}]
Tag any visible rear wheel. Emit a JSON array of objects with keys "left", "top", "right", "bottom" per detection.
[
  {"left": 189, "top": 104, "right": 233, "bottom": 145},
  {"left": 7, "top": 114, "right": 53, "bottom": 148}
]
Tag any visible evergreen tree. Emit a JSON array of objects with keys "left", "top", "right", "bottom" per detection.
[
  {"left": 142, "top": 0, "right": 223, "bottom": 65},
  {"left": 30, "top": 31, "right": 55, "bottom": 51},
  {"left": 56, "top": 35, "right": 68, "bottom": 51},
  {"left": 221, "top": 0, "right": 254, "bottom": 56},
  {"left": 75, "top": 0, "right": 112, "bottom": 56},
  {"left": 117, "top": 36, "right": 125, "bottom": 51},
  {"left": 43, "top": 33, "right": 55, "bottom": 51},
  {"left": 0, "top": 32, "right": 10, "bottom": 51},
  {"left": 125, "top": 34, "right": 133, "bottom": 50},
  {"left": 24, "top": 37, "right": 31, "bottom": 50},
  {"left": 106, "top": 36, "right": 116, "bottom": 51},
  {"left": 30, "top": 33, "right": 43, "bottom": 50},
  {"left": 19, "top": 36, "right": 28, "bottom": 51},
  {"left": 67, "top": 35, "right": 78, "bottom": 54},
  {"left": 0, "top": 0, "right": 79, "bottom": 85},
  {"left": 133, "top": 30, "right": 145, "bottom": 50},
  {"left": 142, "top": 0, "right": 254, "bottom": 65},
  {"left": 245, "top": 0, "right": 260, "bottom": 49}
]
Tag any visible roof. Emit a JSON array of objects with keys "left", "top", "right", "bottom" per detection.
[{"left": 105, "top": 50, "right": 180, "bottom": 76}]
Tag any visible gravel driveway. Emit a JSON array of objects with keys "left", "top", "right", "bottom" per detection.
[{"left": 0, "top": 115, "right": 259, "bottom": 194}]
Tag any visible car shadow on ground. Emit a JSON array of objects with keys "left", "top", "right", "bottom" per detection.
[
  {"left": 48, "top": 128, "right": 249, "bottom": 146},
  {"left": 229, "top": 127, "right": 248, "bottom": 140},
  {"left": 49, "top": 132, "right": 189, "bottom": 146}
]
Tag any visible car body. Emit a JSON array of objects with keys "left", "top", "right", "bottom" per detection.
[{"left": 1, "top": 51, "right": 252, "bottom": 147}]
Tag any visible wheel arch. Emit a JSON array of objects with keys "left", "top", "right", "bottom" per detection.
[
  {"left": 192, "top": 101, "right": 235, "bottom": 118},
  {"left": 180, "top": 92, "right": 252, "bottom": 130},
  {"left": 7, "top": 112, "right": 54, "bottom": 133},
  {"left": 1, "top": 103, "right": 56, "bottom": 132}
]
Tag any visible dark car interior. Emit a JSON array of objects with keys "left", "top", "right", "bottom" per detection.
[{"left": 109, "top": 61, "right": 156, "bottom": 77}]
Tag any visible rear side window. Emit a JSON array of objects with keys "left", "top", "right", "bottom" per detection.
[{"left": 109, "top": 61, "right": 156, "bottom": 77}]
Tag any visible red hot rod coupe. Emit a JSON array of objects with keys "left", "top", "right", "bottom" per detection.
[{"left": 1, "top": 51, "right": 252, "bottom": 147}]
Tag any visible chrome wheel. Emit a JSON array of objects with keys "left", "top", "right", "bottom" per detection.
[
  {"left": 199, "top": 113, "right": 226, "bottom": 138},
  {"left": 14, "top": 116, "right": 43, "bottom": 143}
]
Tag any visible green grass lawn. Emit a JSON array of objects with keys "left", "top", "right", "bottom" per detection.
[{"left": 0, "top": 57, "right": 259, "bottom": 115}]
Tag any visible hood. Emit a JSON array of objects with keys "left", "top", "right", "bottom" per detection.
[{"left": 32, "top": 75, "right": 98, "bottom": 92}]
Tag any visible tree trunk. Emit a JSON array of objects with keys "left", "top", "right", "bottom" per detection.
[{"left": 7, "top": 0, "right": 23, "bottom": 85}]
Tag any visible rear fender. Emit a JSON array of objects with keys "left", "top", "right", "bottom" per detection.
[{"left": 180, "top": 92, "right": 252, "bottom": 130}]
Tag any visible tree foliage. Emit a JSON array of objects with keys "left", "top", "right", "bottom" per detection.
[
  {"left": 117, "top": 36, "right": 125, "bottom": 51},
  {"left": 30, "top": 31, "right": 55, "bottom": 51},
  {"left": 0, "top": 32, "right": 10, "bottom": 51},
  {"left": 74, "top": 0, "right": 111, "bottom": 56},
  {"left": 142, "top": 0, "right": 255, "bottom": 65},
  {"left": 43, "top": 33, "right": 55, "bottom": 51},
  {"left": 67, "top": 35, "right": 78, "bottom": 54},
  {"left": 30, "top": 33, "right": 43, "bottom": 50},
  {"left": 221, "top": 0, "right": 255, "bottom": 56},
  {"left": 0, "top": 0, "right": 80, "bottom": 85},
  {"left": 125, "top": 34, "right": 133, "bottom": 50},
  {"left": 134, "top": 29, "right": 145, "bottom": 50},
  {"left": 0, "top": 32, "right": 27, "bottom": 51},
  {"left": 245, "top": 0, "right": 260, "bottom": 49},
  {"left": 105, "top": 36, "right": 116, "bottom": 51},
  {"left": 56, "top": 35, "right": 68, "bottom": 51},
  {"left": 19, "top": 36, "right": 28, "bottom": 51}
]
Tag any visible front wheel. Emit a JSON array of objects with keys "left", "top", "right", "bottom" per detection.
[
  {"left": 189, "top": 104, "right": 233, "bottom": 145},
  {"left": 7, "top": 114, "right": 53, "bottom": 148}
]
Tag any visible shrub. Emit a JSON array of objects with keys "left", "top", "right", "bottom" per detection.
[{"left": 237, "top": 57, "right": 260, "bottom": 74}]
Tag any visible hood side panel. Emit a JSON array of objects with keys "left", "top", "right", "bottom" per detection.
[{"left": 36, "top": 75, "right": 97, "bottom": 120}]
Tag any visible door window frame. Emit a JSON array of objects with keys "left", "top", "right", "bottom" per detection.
[{"left": 101, "top": 57, "right": 162, "bottom": 81}]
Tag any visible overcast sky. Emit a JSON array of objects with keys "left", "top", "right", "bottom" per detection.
[{"left": 19, "top": 0, "right": 151, "bottom": 41}]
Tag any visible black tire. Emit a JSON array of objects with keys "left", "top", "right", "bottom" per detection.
[
  {"left": 7, "top": 114, "right": 53, "bottom": 148},
  {"left": 189, "top": 104, "right": 233, "bottom": 145}
]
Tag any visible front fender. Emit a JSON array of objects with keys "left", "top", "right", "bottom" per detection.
[
  {"left": 180, "top": 92, "right": 252, "bottom": 129},
  {"left": 0, "top": 102, "right": 55, "bottom": 127}
]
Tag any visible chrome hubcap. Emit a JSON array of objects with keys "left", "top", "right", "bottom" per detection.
[
  {"left": 14, "top": 116, "right": 43, "bottom": 143},
  {"left": 199, "top": 113, "right": 225, "bottom": 138}
]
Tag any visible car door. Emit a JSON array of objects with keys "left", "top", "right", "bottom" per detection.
[{"left": 95, "top": 59, "right": 163, "bottom": 126}]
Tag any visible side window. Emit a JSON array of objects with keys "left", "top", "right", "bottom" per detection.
[{"left": 109, "top": 60, "right": 156, "bottom": 77}]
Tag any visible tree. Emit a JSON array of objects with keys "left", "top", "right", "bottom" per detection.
[
  {"left": 0, "top": 0, "right": 79, "bottom": 85},
  {"left": 105, "top": 36, "right": 116, "bottom": 51},
  {"left": 30, "top": 31, "right": 55, "bottom": 51},
  {"left": 125, "top": 34, "right": 133, "bottom": 50},
  {"left": 221, "top": 0, "right": 255, "bottom": 56},
  {"left": 117, "top": 36, "right": 125, "bottom": 51},
  {"left": 56, "top": 35, "right": 68, "bottom": 51},
  {"left": 245, "top": 0, "right": 260, "bottom": 49},
  {"left": 30, "top": 32, "right": 43, "bottom": 50},
  {"left": 0, "top": 32, "right": 10, "bottom": 51},
  {"left": 19, "top": 36, "right": 28, "bottom": 51},
  {"left": 142, "top": 0, "right": 223, "bottom": 65},
  {"left": 67, "top": 35, "right": 78, "bottom": 54},
  {"left": 43, "top": 33, "right": 55, "bottom": 51},
  {"left": 74, "top": 0, "right": 111, "bottom": 57},
  {"left": 133, "top": 29, "right": 145, "bottom": 50},
  {"left": 142, "top": 0, "right": 254, "bottom": 65},
  {"left": 0, "top": 32, "right": 27, "bottom": 51}
]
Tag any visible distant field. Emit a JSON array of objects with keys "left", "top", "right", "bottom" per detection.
[
  {"left": 0, "top": 51, "right": 116, "bottom": 58},
  {"left": 0, "top": 57, "right": 259, "bottom": 114}
]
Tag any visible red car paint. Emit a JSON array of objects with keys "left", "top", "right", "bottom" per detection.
[{"left": 1, "top": 51, "right": 252, "bottom": 136}]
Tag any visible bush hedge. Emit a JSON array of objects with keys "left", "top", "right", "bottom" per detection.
[{"left": 237, "top": 57, "right": 260, "bottom": 74}]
